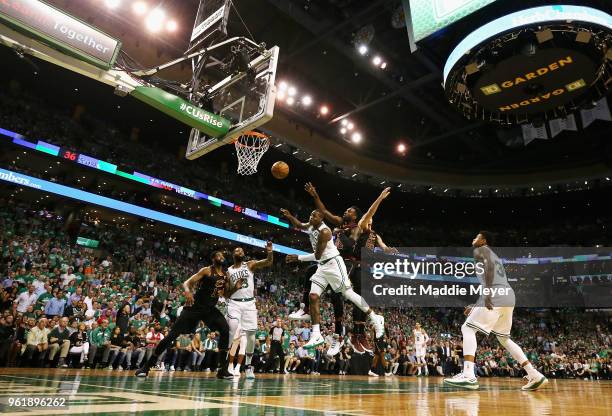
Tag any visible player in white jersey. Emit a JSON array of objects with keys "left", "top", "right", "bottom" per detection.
[
  {"left": 413, "top": 323, "right": 430, "bottom": 376},
  {"left": 225, "top": 241, "right": 273, "bottom": 379},
  {"left": 444, "top": 231, "right": 548, "bottom": 391},
  {"left": 281, "top": 208, "right": 385, "bottom": 349}
]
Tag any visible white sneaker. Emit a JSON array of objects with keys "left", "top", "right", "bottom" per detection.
[
  {"left": 169, "top": 365, "right": 175, "bottom": 371},
  {"left": 326, "top": 335, "right": 342, "bottom": 357},
  {"left": 368, "top": 370, "right": 379, "bottom": 377},
  {"left": 304, "top": 333, "right": 325, "bottom": 349},
  {"left": 106, "top": 365, "right": 113, "bottom": 370},
  {"left": 246, "top": 366, "right": 255, "bottom": 380},
  {"left": 204, "top": 368, "right": 211, "bottom": 373},
  {"left": 289, "top": 309, "right": 311, "bottom": 321},
  {"left": 385, "top": 372, "right": 392, "bottom": 377},
  {"left": 228, "top": 364, "right": 235, "bottom": 376},
  {"left": 521, "top": 373, "right": 549, "bottom": 391},
  {"left": 443, "top": 372, "right": 479, "bottom": 390},
  {"left": 368, "top": 312, "right": 385, "bottom": 338},
  {"left": 118, "top": 366, "right": 124, "bottom": 371}
]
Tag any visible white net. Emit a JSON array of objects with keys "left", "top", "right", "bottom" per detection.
[{"left": 234, "top": 132, "right": 270, "bottom": 175}]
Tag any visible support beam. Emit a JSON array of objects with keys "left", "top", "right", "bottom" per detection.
[
  {"left": 267, "top": 0, "right": 450, "bottom": 128},
  {"left": 330, "top": 72, "right": 438, "bottom": 123},
  {"left": 280, "top": 0, "right": 392, "bottom": 63}
]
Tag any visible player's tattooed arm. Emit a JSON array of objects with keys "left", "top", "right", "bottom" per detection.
[
  {"left": 280, "top": 209, "right": 309, "bottom": 230},
  {"left": 304, "top": 182, "right": 343, "bottom": 226},
  {"left": 315, "top": 228, "right": 332, "bottom": 260},
  {"left": 249, "top": 241, "right": 273, "bottom": 270},
  {"left": 183, "top": 267, "right": 210, "bottom": 306},
  {"left": 358, "top": 187, "right": 391, "bottom": 231}
]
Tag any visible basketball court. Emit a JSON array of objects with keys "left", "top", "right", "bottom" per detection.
[
  {"left": 1, "top": 368, "right": 610, "bottom": 415},
  {"left": 0, "top": 1, "right": 611, "bottom": 416}
]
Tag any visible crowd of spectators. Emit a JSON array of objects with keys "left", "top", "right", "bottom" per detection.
[
  {"left": 1, "top": 88, "right": 611, "bottom": 380},
  {"left": 1, "top": 201, "right": 610, "bottom": 380},
  {"left": 1, "top": 89, "right": 610, "bottom": 249}
]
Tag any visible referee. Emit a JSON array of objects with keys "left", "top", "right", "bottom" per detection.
[{"left": 269, "top": 317, "right": 285, "bottom": 372}]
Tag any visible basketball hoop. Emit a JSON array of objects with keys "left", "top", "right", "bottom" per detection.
[{"left": 234, "top": 131, "right": 270, "bottom": 175}]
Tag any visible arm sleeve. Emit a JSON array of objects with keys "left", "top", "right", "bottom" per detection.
[{"left": 297, "top": 253, "right": 316, "bottom": 262}]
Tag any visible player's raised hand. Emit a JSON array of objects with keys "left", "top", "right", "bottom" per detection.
[
  {"left": 265, "top": 241, "right": 273, "bottom": 252},
  {"left": 380, "top": 187, "right": 391, "bottom": 200},
  {"left": 304, "top": 182, "right": 318, "bottom": 198},
  {"left": 286, "top": 254, "right": 298, "bottom": 263},
  {"left": 280, "top": 208, "right": 291, "bottom": 217}
]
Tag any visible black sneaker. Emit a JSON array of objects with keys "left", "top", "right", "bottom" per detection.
[
  {"left": 216, "top": 368, "right": 234, "bottom": 379},
  {"left": 135, "top": 366, "right": 150, "bottom": 377}
]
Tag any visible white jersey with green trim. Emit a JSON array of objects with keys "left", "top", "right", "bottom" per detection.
[
  {"left": 228, "top": 263, "right": 254, "bottom": 299},
  {"left": 307, "top": 222, "right": 340, "bottom": 262}
]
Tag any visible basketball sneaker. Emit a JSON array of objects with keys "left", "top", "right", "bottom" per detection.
[
  {"left": 357, "top": 334, "right": 373, "bottom": 353},
  {"left": 443, "top": 372, "right": 479, "bottom": 390},
  {"left": 304, "top": 333, "right": 325, "bottom": 349},
  {"left": 368, "top": 312, "right": 385, "bottom": 338},
  {"left": 289, "top": 309, "right": 311, "bottom": 321},
  {"left": 245, "top": 366, "right": 256, "bottom": 380},
  {"left": 347, "top": 334, "right": 365, "bottom": 354},
  {"left": 521, "top": 373, "right": 548, "bottom": 391},
  {"left": 216, "top": 368, "right": 234, "bottom": 379},
  {"left": 326, "top": 334, "right": 342, "bottom": 357},
  {"left": 368, "top": 370, "right": 379, "bottom": 377},
  {"left": 135, "top": 366, "right": 150, "bottom": 377}
]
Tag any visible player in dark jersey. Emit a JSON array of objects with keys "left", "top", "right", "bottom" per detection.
[
  {"left": 292, "top": 183, "right": 393, "bottom": 356},
  {"left": 135, "top": 251, "right": 233, "bottom": 379}
]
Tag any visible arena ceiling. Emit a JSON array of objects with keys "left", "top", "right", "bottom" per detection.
[{"left": 4, "top": 0, "right": 612, "bottom": 191}]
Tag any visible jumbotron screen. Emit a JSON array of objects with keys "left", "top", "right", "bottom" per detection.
[{"left": 407, "top": 0, "right": 499, "bottom": 42}]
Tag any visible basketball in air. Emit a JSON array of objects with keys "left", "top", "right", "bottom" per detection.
[{"left": 271, "top": 161, "right": 289, "bottom": 179}]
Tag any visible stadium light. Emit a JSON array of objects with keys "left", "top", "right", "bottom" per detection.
[
  {"left": 380, "top": 62, "right": 387, "bottom": 69},
  {"left": 347, "top": 122, "right": 354, "bottom": 130},
  {"left": 166, "top": 20, "right": 178, "bottom": 32},
  {"left": 276, "top": 90, "right": 286, "bottom": 101},
  {"left": 287, "top": 86, "right": 297, "bottom": 97},
  {"left": 319, "top": 105, "right": 329, "bottom": 115},
  {"left": 105, "top": 0, "right": 121, "bottom": 9},
  {"left": 358, "top": 44, "right": 368, "bottom": 55},
  {"left": 351, "top": 132, "right": 362, "bottom": 143},
  {"left": 145, "top": 9, "right": 166, "bottom": 33},
  {"left": 286, "top": 96, "right": 295, "bottom": 105},
  {"left": 279, "top": 81, "right": 288, "bottom": 90},
  {"left": 340, "top": 127, "right": 347, "bottom": 135},
  {"left": 341, "top": 119, "right": 349, "bottom": 127},
  {"left": 302, "top": 95, "right": 312, "bottom": 106},
  {"left": 397, "top": 143, "right": 406, "bottom": 153},
  {"left": 132, "top": 1, "right": 148, "bottom": 15},
  {"left": 372, "top": 56, "right": 382, "bottom": 66}
]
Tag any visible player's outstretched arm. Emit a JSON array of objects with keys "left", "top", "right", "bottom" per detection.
[
  {"left": 304, "top": 182, "right": 343, "bottom": 226},
  {"left": 358, "top": 187, "right": 391, "bottom": 230},
  {"left": 280, "top": 209, "right": 309, "bottom": 230},
  {"left": 376, "top": 234, "right": 399, "bottom": 254},
  {"left": 249, "top": 241, "right": 273, "bottom": 270},
  {"left": 183, "top": 267, "right": 210, "bottom": 306}
]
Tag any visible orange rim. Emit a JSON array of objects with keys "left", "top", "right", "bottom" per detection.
[{"left": 233, "top": 131, "right": 270, "bottom": 149}]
